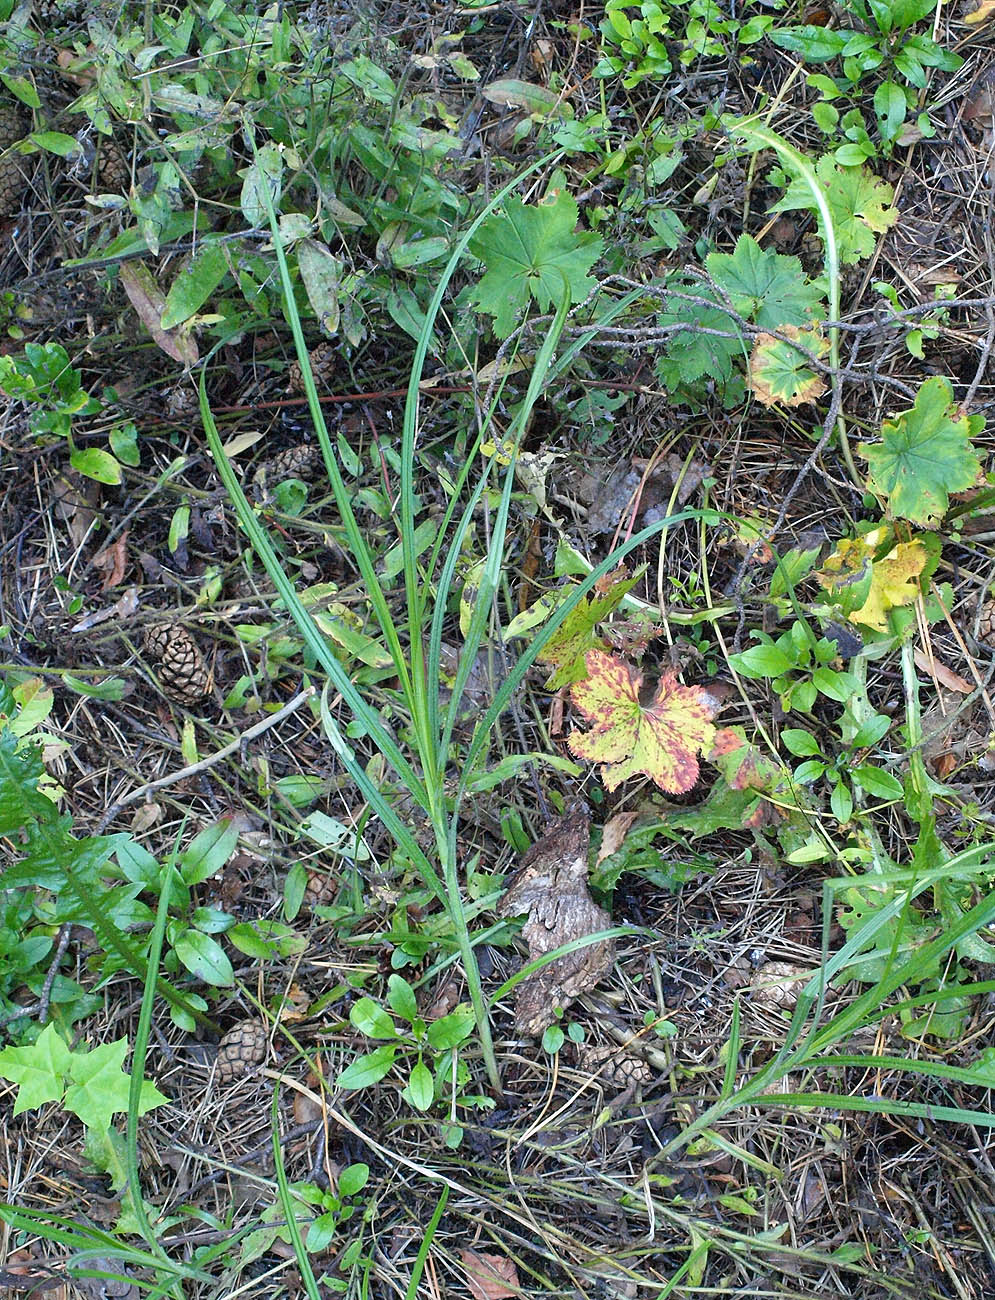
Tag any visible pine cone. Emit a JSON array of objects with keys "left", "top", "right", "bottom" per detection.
[
  {"left": 0, "top": 102, "right": 26, "bottom": 219},
  {"left": 143, "top": 623, "right": 211, "bottom": 704},
  {"left": 97, "top": 139, "right": 129, "bottom": 191},
  {"left": 287, "top": 342, "right": 337, "bottom": 393},
  {"left": 979, "top": 598, "right": 995, "bottom": 646},
  {"left": 251, "top": 443, "right": 319, "bottom": 500},
  {"left": 215, "top": 1019, "right": 267, "bottom": 1085}
]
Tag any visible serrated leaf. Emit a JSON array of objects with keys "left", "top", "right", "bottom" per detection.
[
  {"left": 536, "top": 571, "right": 638, "bottom": 688},
  {"left": 706, "top": 235, "right": 824, "bottom": 328},
  {"left": 770, "top": 156, "right": 898, "bottom": 264},
  {"left": 655, "top": 300, "right": 743, "bottom": 390},
  {"left": 568, "top": 649, "right": 716, "bottom": 793},
  {"left": 468, "top": 189, "right": 602, "bottom": 338},
  {"left": 748, "top": 326, "right": 828, "bottom": 407},
  {"left": 860, "top": 376, "right": 983, "bottom": 523}
]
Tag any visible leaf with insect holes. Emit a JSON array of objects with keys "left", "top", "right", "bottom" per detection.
[
  {"left": 536, "top": 570, "right": 638, "bottom": 688},
  {"left": 770, "top": 156, "right": 898, "bottom": 264},
  {"left": 860, "top": 377, "right": 984, "bottom": 524},
  {"left": 468, "top": 189, "right": 602, "bottom": 338},
  {"left": 748, "top": 326, "right": 828, "bottom": 407},
  {"left": 568, "top": 650, "right": 715, "bottom": 793}
]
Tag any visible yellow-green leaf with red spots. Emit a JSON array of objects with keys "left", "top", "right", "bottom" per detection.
[
  {"left": 568, "top": 650, "right": 716, "bottom": 793},
  {"left": 536, "top": 570, "right": 638, "bottom": 689}
]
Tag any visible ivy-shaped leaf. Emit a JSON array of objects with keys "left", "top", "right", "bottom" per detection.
[
  {"left": 706, "top": 235, "right": 824, "bottom": 329},
  {"left": 469, "top": 189, "right": 603, "bottom": 338},
  {"left": 0, "top": 1023, "right": 73, "bottom": 1114},
  {"left": 568, "top": 650, "right": 716, "bottom": 793},
  {"left": 770, "top": 156, "right": 898, "bottom": 264},
  {"left": 747, "top": 326, "right": 828, "bottom": 407},
  {"left": 860, "top": 376, "right": 983, "bottom": 524},
  {"left": 63, "top": 1038, "right": 168, "bottom": 1133}
]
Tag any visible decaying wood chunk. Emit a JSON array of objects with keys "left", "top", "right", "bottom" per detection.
[{"left": 497, "top": 812, "right": 615, "bottom": 1036}]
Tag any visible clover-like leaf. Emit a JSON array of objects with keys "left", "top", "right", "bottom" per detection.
[
  {"left": 860, "top": 376, "right": 984, "bottom": 524},
  {"left": 469, "top": 189, "right": 603, "bottom": 338},
  {"left": 568, "top": 650, "right": 716, "bottom": 793},
  {"left": 747, "top": 326, "right": 828, "bottom": 407}
]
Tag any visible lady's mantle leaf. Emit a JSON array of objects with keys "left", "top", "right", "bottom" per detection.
[
  {"left": 860, "top": 377, "right": 984, "bottom": 524},
  {"left": 748, "top": 327, "right": 828, "bottom": 407},
  {"left": 469, "top": 189, "right": 602, "bottom": 338},
  {"left": 568, "top": 650, "right": 715, "bottom": 793}
]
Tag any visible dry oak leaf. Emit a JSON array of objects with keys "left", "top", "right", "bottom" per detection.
[
  {"left": 460, "top": 1249, "right": 520, "bottom": 1300},
  {"left": 498, "top": 812, "right": 614, "bottom": 1036},
  {"left": 569, "top": 649, "right": 715, "bottom": 793}
]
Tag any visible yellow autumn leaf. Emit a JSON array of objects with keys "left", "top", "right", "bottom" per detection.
[
  {"left": 962, "top": 0, "right": 995, "bottom": 24},
  {"left": 850, "top": 540, "right": 928, "bottom": 631}
]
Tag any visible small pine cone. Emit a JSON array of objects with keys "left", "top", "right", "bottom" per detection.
[
  {"left": 163, "top": 383, "right": 199, "bottom": 419},
  {"left": 577, "top": 1043, "right": 653, "bottom": 1088},
  {"left": 302, "top": 868, "right": 336, "bottom": 912},
  {"left": 287, "top": 342, "right": 337, "bottom": 393},
  {"left": 0, "top": 103, "right": 26, "bottom": 219},
  {"left": 97, "top": 139, "right": 129, "bottom": 191},
  {"left": 268, "top": 443, "right": 319, "bottom": 480},
  {"left": 979, "top": 598, "right": 995, "bottom": 647},
  {"left": 215, "top": 1019, "right": 268, "bottom": 1085},
  {"left": 143, "top": 623, "right": 211, "bottom": 704}
]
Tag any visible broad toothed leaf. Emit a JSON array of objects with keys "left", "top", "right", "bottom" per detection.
[{"left": 568, "top": 650, "right": 715, "bottom": 793}]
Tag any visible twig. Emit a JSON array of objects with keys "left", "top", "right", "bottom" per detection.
[{"left": 100, "top": 685, "right": 316, "bottom": 823}]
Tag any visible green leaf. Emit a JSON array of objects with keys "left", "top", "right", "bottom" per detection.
[
  {"left": 770, "top": 155, "right": 898, "bottom": 264},
  {"left": 794, "top": 759, "right": 827, "bottom": 783},
  {"left": 655, "top": 300, "right": 742, "bottom": 392},
  {"left": 860, "top": 376, "right": 983, "bottom": 524},
  {"left": 173, "top": 930, "right": 234, "bottom": 986},
  {"left": 337, "top": 1045, "right": 396, "bottom": 1090},
  {"left": 0, "top": 1023, "right": 72, "bottom": 1113},
  {"left": 240, "top": 143, "right": 283, "bottom": 228},
  {"left": 402, "top": 1058, "right": 435, "bottom": 1111},
  {"left": 542, "top": 1024, "right": 565, "bottom": 1053},
  {"left": 108, "top": 421, "right": 140, "bottom": 468},
  {"left": 851, "top": 764, "right": 904, "bottom": 798},
  {"left": 338, "top": 1163, "right": 369, "bottom": 1197},
  {"left": 387, "top": 974, "right": 418, "bottom": 1024},
  {"left": 349, "top": 997, "right": 398, "bottom": 1040},
  {"left": 70, "top": 448, "right": 121, "bottom": 485},
  {"left": 297, "top": 239, "right": 341, "bottom": 335},
  {"left": 468, "top": 189, "right": 602, "bottom": 338},
  {"left": 830, "top": 779, "right": 853, "bottom": 822},
  {"left": 226, "top": 919, "right": 306, "bottom": 960},
  {"left": 729, "top": 643, "right": 793, "bottom": 678},
  {"left": 0, "top": 74, "right": 39, "bottom": 108},
  {"left": 425, "top": 1009, "right": 476, "bottom": 1051},
  {"left": 534, "top": 573, "right": 638, "bottom": 688},
  {"left": 706, "top": 235, "right": 824, "bottom": 329},
  {"left": 769, "top": 25, "right": 852, "bottom": 60},
  {"left": 64, "top": 1038, "right": 168, "bottom": 1132},
  {"left": 161, "top": 242, "right": 229, "bottom": 330},
  {"left": 180, "top": 819, "right": 238, "bottom": 886},
  {"left": 27, "top": 131, "right": 84, "bottom": 159},
  {"left": 748, "top": 326, "right": 828, "bottom": 407},
  {"left": 782, "top": 728, "right": 821, "bottom": 758}
]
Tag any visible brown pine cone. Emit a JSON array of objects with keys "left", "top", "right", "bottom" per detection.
[
  {"left": 287, "top": 342, "right": 337, "bottom": 393},
  {"left": 215, "top": 1019, "right": 267, "bottom": 1085},
  {"left": 97, "top": 139, "right": 129, "bottom": 191},
  {"left": 251, "top": 443, "right": 319, "bottom": 501},
  {"left": 0, "top": 102, "right": 27, "bottom": 219},
  {"left": 978, "top": 598, "right": 995, "bottom": 647},
  {"left": 143, "top": 623, "right": 211, "bottom": 704}
]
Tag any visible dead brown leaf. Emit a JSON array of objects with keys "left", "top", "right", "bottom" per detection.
[
  {"left": 71, "top": 584, "right": 140, "bottom": 632},
  {"left": 460, "top": 1249, "right": 520, "bottom": 1300},
  {"left": 596, "top": 810, "right": 640, "bottom": 867},
  {"left": 498, "top": 812, "right": 614, "bottom": 1035},
  {"left": 913, "top": 647, "right": 972, "bottom": 694},
  {"left": 119, "top": 262, "right": 199, "bottom": 366},
  {"left": 91, "top": 532, "right": 129, "bottom": 590}
]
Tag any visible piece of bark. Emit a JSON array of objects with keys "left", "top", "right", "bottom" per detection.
[{"left": 498, "top": 812, "right": 615, "bottom": 1035}]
